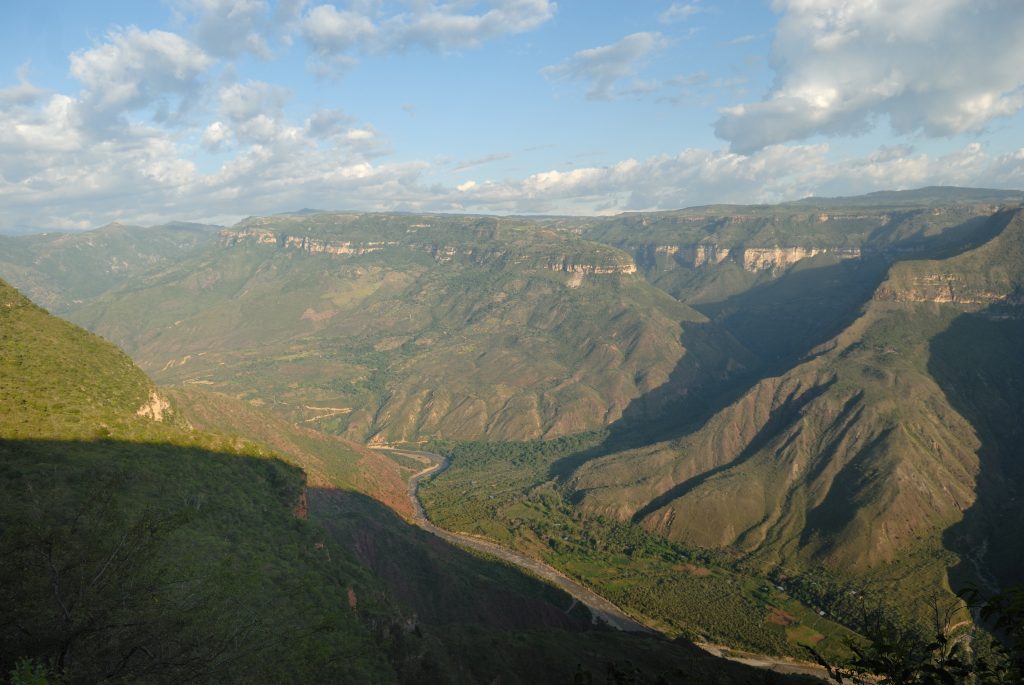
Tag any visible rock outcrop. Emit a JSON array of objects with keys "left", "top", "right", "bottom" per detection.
[
  {"left": 219, "top": 229, "right": 638, "bottom": 279},
  {"left": 647, "top": 243, "right": 861, "bottom": 272},
  {"left": 220, "top": 229, "right": 398, "bottom": 255},
  {"left": 136, "top": 390, "right": 170, "bottom": 421}
]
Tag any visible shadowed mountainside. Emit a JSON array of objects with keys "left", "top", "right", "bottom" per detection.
[{"left": 569, "top": 208, "right": 1024, "bottom": 610}]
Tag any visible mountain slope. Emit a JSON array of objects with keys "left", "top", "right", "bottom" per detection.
[
  {"left": 66, "top": 212, "right": 749, "bottom": 443},
  {"left": 0, "top": 278, "right": 402, "bottom": 682},
  {"left": 0, "top": 221, "right": 218, "bottom": 313},
  {"left": 2, "top": 277, "right": 808, "bottom": 684},
  {"left": 570, "top": 208, "right": 1024, "bottom": 602}
]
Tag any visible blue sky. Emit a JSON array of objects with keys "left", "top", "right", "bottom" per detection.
[{"left": 2, "top": 1, "right": 1024, "bottom": 230}]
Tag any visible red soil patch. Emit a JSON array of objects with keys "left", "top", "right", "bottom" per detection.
[{"left": 766, "top": 607, "right": 798, "bottom": 626}]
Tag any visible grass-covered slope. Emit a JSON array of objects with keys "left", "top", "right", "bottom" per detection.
[
  {"left": 570, "top": 208, "right": 1024, "bottom": 605},
  {"left": 0, "top": 278, "right": 402, "bottom": 682},
  {"left": 1, "top": 278, "right": 157, "bottom": 440},
  {"left": 166, "top": 386, "right": 416, "bottom": 517},
  {"left": 0, "top": 222, "right": 218, "bottom": 313},
  {"left": 67, "top": 213, "right": 746, "bottom": 444},
  {"left": 3, "top": 277, "right": 816, "bottom": 684}
]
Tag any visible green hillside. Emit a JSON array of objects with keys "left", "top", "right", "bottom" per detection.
[
  {"left": 0, "top": 222, "right": 218, "bottom": 313},
  {"left": 0, "top": 278, "right": 401, "bottom": 682},
  {"left": 65, "top": 213, "right": 748, "bottom": 444}
]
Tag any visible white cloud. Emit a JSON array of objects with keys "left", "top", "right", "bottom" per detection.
[
  {"left": 201, "top": 121, "right": 232, "bottom": 151},
  {"left": 172, "top": 0, "right": 274, "bottom": 58},
  {"left": 659, "top": 2, "right": 701, "bottom": 24},
  {"left": 303, "top": 4, "right": 377, "bottom": 54},
  {"left": 716, "top": 0, "right": 1024, "bottom": 152},
  {"left": 436, "top": 142, "right": 1024, "bottom": 215},
  {"left": 0, "top": 64, "right": 47, "bottom": 108},
  {"left": 542, "top": 32, "right": 669, "bottom": 101},
  {"left": 379, "top": 0, "right": 555, "bottom": 52},
  {"left": 69, "top": 27, "right": 211, "bottom": 126},
  {"left": 3, "top": 16, "right": 1023, "bottom": 230},
  {"left": 300, "top": 0, "right": 555, "bottom": 73},
  {"left": 219, "top": 81, "right": 287, "bottom": 123},
  {"left": 304, "top": 109, "right": 352, "bottom": 139}
]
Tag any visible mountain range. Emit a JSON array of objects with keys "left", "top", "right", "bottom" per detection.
[{"left": 3, "top": 186, "right": 1023, "bottom": 680}]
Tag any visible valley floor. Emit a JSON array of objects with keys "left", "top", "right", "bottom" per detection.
[{"left": 390, "top": 447, "right": 835, "bottom": 682}]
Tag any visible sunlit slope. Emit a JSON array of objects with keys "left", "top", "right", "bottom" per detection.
[
  {"left": 0, "top": 222, "right": 218, "bottom": 313},
  {"left": 1, "top": 277, "right": 160, "bottom": 440},
  {"left": 571, "top": 208, "right": 1024, "bottom": 592},
  {"left": 166, "top": 386, "right": 416, "bottom": 517},
  {"left": 69, "top": 213, "right": 748, "bottom": 443}
]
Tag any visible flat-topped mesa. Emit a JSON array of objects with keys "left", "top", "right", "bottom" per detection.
[
  {"left": 649, "top": 243, "right": 861, "bottom": 271},
  {"left": 281, "top": 235, "right": 399, "bottom": 255},
  {"left": 219, "top": 228, "right": 398, "bottom": 255}
]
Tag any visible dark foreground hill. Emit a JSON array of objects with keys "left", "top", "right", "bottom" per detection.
[{"left": 1, "top": 277, "right": 812, "bottom": 683}]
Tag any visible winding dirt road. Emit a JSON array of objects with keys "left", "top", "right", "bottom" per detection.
[{"left": 392, "top": 448, "right": 831, "bottom": 681}]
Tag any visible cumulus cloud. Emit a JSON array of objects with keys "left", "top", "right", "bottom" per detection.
[
  {"left": 542, "top": 32, "right": 669, "bottom": 100},
  {"left": 69, "top": 27, "right": 211, "bottom": 125},
  {"left": 447, "top": 143, "right": 1024, "bottom": 215},
  {"left": 201, "top": 120, "right": 232, "bottom": 151},
  {"left": 4, "top": 11, "right": 1024, "bottom": 231},
  {"left": 716, "top": 0, "right": 1024, "bottom": 152},
  {"left": 303, "top": 4, "right": 377, "bottom": 54},
  {"left": 172, "top": 0, "right": 274, "bottom": 58},
  {"left": 300, "top": 0, "right": 555, "bottom": 72},
  {"left": 304, "top": 108, "right": 353, "bottom": 139}
]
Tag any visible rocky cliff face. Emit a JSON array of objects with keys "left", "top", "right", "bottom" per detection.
[
  {"left": 646, "top": 243, "right": 861, "bottom": 272},
  {"left": 874, "top": 274, "right": 1010, "bottom": 304},
  {"left": 219, "top": 228, "right": 638, "bottom": 280},
  {"left": 220, "top": 229, "right": 398, "bottom": 255}
]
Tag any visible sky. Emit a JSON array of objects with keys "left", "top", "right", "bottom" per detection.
[{"left": 2, "top": 0, "right": 1024, "bottom": 230}]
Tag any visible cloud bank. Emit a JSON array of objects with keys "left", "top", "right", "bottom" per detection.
[{"left": 716, "top": 0, "right": 1024, "bottom": 152}]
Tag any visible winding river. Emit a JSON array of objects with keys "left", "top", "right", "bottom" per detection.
[{"left": 390, "top": 448, "right": 830, "bottom": 681}]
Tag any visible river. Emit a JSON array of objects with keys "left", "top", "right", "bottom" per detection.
[{"left": 388, "top": 448, "right": 831, "bottom": 681}]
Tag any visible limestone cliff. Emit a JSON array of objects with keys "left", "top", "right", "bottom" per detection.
[
  {"left": 646, "top": 242, "right": 861, "bottom": 272},
  {"left": 219, "top": 228, "right": 638, "bottom": 280}
]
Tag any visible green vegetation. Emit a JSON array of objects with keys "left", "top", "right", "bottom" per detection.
[
  {"left": 0, "top": 278, "right": 403, "bottom": 683},
  {"left": 63, "top": 212, "right": 743, "bottom": 445},
  {"left": 0, "top": 439, "right": 396, "bottom": 684},
  {"left": 420, "top": 437, "right": 859, "bottom": 662},
  {"left": 0, "top": 222, "right": 217, "bottom": 313}
]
